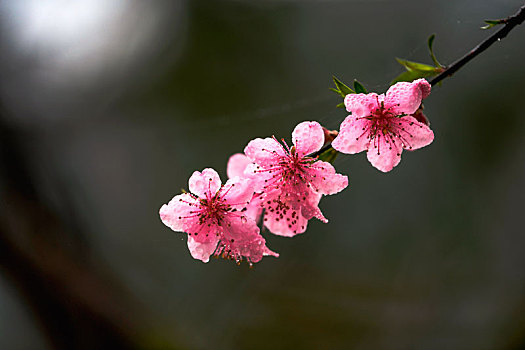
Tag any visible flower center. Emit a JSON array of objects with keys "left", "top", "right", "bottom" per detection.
[{"left": 198, "top": 197, "right": 230, "bottom": 226}]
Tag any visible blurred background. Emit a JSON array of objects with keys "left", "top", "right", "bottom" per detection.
[{"left": 1, "top": 0, "right": 524, "bottom": 349}]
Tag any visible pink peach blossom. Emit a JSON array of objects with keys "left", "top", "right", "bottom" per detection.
[
  {"left": 159, "top": 168, "right": 278, "bottom": 264},
  {"left": 332, "top": 79, "right": 434, "bottom": 172},
  {"left": 227, "top": 153, "right": 263, "bottom": 222},
  {"left": 244, "top": 121, "right": 348, "bottom": 237}
]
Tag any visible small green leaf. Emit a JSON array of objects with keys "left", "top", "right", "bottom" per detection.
[
  {"left": 396, "top": 58, "right": 438, "bottom": 72},
  {"left": 391, "top": 69, "right": 439, "bottom": 84},
  {"left": 427, "top": 34, "right": 435, "bottom": 51},
  {"left": 353, "top": 79, "right": 367, "bottom": 94},
  {"left": 332, "top": 76, "right": 354, "bottom": 95},
  {"left": 392, "top": 56, "right": 443, "bottom": 84},
  {"left": 329, "top": 87, "right": 345, "bottom": 97},
  {"left": 317, "top": 147, "right": 339, "bottom": 164},
  {"left": 427, "top": 34, "right": 442, "bottom": 68},
  {"left": 336, "top": 102, "right": 345, "bottom": 108},
  {"left": 481, "top": 19, "right": 505, "bottom": 30}
]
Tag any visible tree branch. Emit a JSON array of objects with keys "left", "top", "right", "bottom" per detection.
[{"left": 429, "top": 4, "right": 525, "bottom": 86}]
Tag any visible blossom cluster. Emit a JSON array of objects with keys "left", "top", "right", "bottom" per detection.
[{"left": 160, "top": 79, "right": 434, "bottom": 265}]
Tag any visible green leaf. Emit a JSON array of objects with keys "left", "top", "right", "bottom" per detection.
[
  {"left": 330, "top": 87, "right": 345, "bottom": 97},
  {"left": 332, "top": 76, "right": 354, "bottom": 95},
  {"left": 396, "top": 58, "right": 438, "bottom": 72},
  {"left": 336, "top": 102, "right": 345, "bottom": 108},
  {"left": 391, "top": 69, "right": 439, "bottom": 84},
  {"left": 392, "top": 56, "right": 444, "bottom": 84},
  {"left": 427, "top": 34, "right": 435, "bottom": 51},
  {"left": 353, "top": 79, "right": 367, "bottom": 94},
  {"left": 481, "top": 19, "right": 505, "bottom": 30},
  {"left": 427, "top": 34, "right": 442, "bottom": 68},
  {"left": 317, "top": 147, "right": 339, "bottom": 164}
]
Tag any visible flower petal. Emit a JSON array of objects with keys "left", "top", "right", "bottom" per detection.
[
  {"left": 188, "top": 168, "right": 221, "bottom": 198},
  {"left": 332, "top": 115, "right": 371, "bottom": 154},
  {"left": 307, "top": 161, "right": 349, "bottom": 195},
  {"left": 159, "top": 193, "right": 198, "bottom": 232},
  {"left": 220, "top": 215, "right": 278, "bottom": 263},
  {"left": 414, "top": 78, "right": 431, "bottom": 99},
  {"left": 242, "top": 163, "right": 271, "bottom": 193},
  {"left": 220, "top": 177, "right": 254, "bottom": 209},
  {"left": 264, "top": 202, "right": 310, "bottom": 237},
  {"left": 292, "top": 121, "right": 324, "bottom": 156},
  {"left": 300, "top": 191, "right": 327, "bottom": 223},
  {"left": 384, "top": 79, "right": 430, "bottom": 116},
  {"left": 366, "top": 131, "right": 403, "bottom": 172},
  {"left": 243, "top": 193, "right": 264, "bottom": 222},
  {"left": 187, "top": 235, "right": 219, "bottom": 263},
  {"left": 263, "top": 189, "right": 326, "bottom": 237},
  {"left": 344, "top": 93, "right": 380, "bottom": 117},
  {"left": 396, "top": 116, "right": 434, "bottom": 150},
  {"left": 244, "top": 137, "right": 286, "bottom": 167},
  {"left": 226, "top": 153, "right": 252, "bottom": 179}
]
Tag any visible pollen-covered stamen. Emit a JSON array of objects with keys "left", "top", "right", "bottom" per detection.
[
  {"left": 258, "top": 140, "right": 321, "bottom": 198},
  {"left": 213, "top": 240, "right": 244, "bottom": 264},
  {"left": 354, "top": 119, "right": 373, "bottom": 141},
  {"left": 280, "top": 137, "right": 292, "bottom": 154},
  {"left": 213, "top": 241, "right": 257, "bottom": 267},
  {"left": 195, "top": 196, "right": 231, "bottom": 227},
  {"left": 389, "top": 119, "right": 418, "bottom": 150},
  {"left": 218, "top": 182, "right": 235, "bottom": 198},
  {"left": 360, "top": 100, "right": 418, "bottom": 155}
]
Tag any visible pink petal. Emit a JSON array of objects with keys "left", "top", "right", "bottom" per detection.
[
  {"left": 220, "top": 177, "right": 254, "bottom": 209},
  {"left": 263, "top": 190, "right": 326, "bottom": 236},
  {"left": 263, "top": 246, "right": 279, "bottom": 258},
  {"left": 396, "top": 116, "right": 434, "bottom": 150},
  {"left": 220, "top": 215, "right": 278, "bottom": 263},
  {"left": 414, "top": 78, "right": 431, "bottom": 98},
  {"left": 264, "top": 203, "right": 310, "bottom": 237},
  {"left": 366, "top": 132, "right": 403, "bottom": 172},
  {"left": 226, "top": 153, "right": 252, "bottom": 179},
  {"left": 300, "top": 191, "right": 327, "bottom": 223},
  {"left": 384, "top": 79, "right": 430, "bottom": 116},
  {"left": 159, "top": 193, "right": 198, "bottom": 232},
  {"left": 244, "top": 137, "right": 286, "bottom": 167},
  {"left": 307, "top": 161, "right": 349, "bottom": 195},
  {"left": 186, "top": 221, "right": 222, "bottom": 242},
  {"left": 242, "top": 163, "right": 270, "bottom": 193},
  {"left": 291, "top": 121, "right": 324, "bottom": 156},
  {"left": 236, "top": 234, "right": 279, "bottom": 263},
  {"left": 301, "top": 204, "right": 327, "bottom": 223},
  {"left": 187, "top": 235, "right": 219, "bottom": 263},
  {"left": 344, "top": 93, "right": 380, "bottom": 117},
  {"left": 332, "top": 115, "right": 371, "bottom": 154},
  {"left": 188, "top": 168, "right": 222, "bottom": 199},
  {"left": 244, "top": 194, "right": 264, "bottom": 222}
]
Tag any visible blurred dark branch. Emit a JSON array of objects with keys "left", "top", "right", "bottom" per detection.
[
  {"left": 0, "top": 106, "right": 146, "bottom": 349},
  {"left": 429, "top": 4, "right": 525, "bottom": 86}
]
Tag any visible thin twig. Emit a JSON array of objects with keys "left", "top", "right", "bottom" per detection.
[{"left": 430, "top": 4, "right": 525, "bottom": 86}]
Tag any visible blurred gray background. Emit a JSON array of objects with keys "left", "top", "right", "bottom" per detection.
[{"left": 1, "top": 0, "right": 524, "bottom": 349}]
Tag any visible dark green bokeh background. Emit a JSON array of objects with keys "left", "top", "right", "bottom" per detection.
[{"left": 1, "top": 0, "right": 524, "bottom": 349}]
